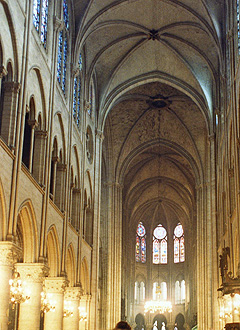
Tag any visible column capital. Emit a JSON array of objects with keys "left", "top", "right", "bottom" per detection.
[
  {"left": 0, "top": 65, "right": 7, "bottom": 78},
  {"left": 64, "top": 287, "right": 82, "bottom": 300},
  {"left": 57, "top": 163, "right": 67, "bottom": 171},
  {"left": 3, "top": 81, "right": 21, "bottom": 93},
  {"left": 44, "top": 277, "right": 69, "bottom": 293},
  {"left": 15, "top": 263, "right": 49, "bottom": 283},
  {"left": 34, "top": 130, "right": 48, "bottom": 138},
  {"left": 95, "top": 129, "right": 104, "bottom": 141},
  {"left": 0, "top": 241, "right": 22, "bottom": 266}
]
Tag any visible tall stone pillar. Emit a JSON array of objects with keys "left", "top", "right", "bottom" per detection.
[
  {"left": 79, "top": 294, "right": 91, "bottom": 330},
  {"left": 15, "top": 263, "right": 49, "bottom": 330},
  {"left": 44, "top": 277, "right": 68, "bottom": 330},
  {"left": 0, "top": 242, "right": 21, "bottom": 330},
  {"left": 63, "top": 287, "right": 81, "bottom": 330}
]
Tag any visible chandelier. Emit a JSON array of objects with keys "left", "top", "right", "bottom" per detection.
[
  {"left": 79, "top": 307, "right": 87, "bottom": 321},
  {"left": 144, "top": 300, "right": 172, "bottom": 314},
  {"left": 40, "top": 291, "right": 55, "bottom": 313},
  {"left": 9, "top": 272, "right": 30, "bottom": 304},
  {"left": 64, "top": 301, "right": 74, "bottom": 318}
]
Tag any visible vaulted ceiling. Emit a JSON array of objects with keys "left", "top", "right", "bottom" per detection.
[
  {"left": 83, "top": 1, "right": 224, "bottom": 233},
  {"left": 75, "top": 0, "right": 224, "bottom": 123}
]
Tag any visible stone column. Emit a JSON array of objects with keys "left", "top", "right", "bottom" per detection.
[
  {"left": 0, "top": 242, "right": 21, "bottom": 330},
  {"left": 44, "top": 277, "right": 68, "bottom": 330},
  {"left": 15, "top": 263, "right": 49, "bottom": 330},
  {"left": 63, "top": 287, "right": 81, "bottom": 330},
  {"left": 0, "top": 81, "right": 20, "bottom": 146},
  {"left": 32, "top": 130, "right": 48, "bottom": 185},
  {"left": 79, "top": 294, "right": 91, "bottom": 330}
]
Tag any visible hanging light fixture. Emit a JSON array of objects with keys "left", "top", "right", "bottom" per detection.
[
  {"left": 40, "top": 291, "right": 56, "bottom": 313},
  {"left": 79, "top": 307, "right": 87, "bottom": 321},
  {"left": 9, "top": 272, "right": 30, "bottom": 304},
  {"left": 64, "top": 301, "right": 74, "bottom": 318}
]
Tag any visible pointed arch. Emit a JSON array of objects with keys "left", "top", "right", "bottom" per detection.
[
  {"left": 46, "top": 225, "right": 60, "bottom": 276},
  {"left": 80, "top": 257, "right": 90, "bottom": 294},
  {"left": 66, "top": 243, "right": 76, "bottom": 286},
  {"left": 15, "top": 200, "right": 38, "bottom": 262}
]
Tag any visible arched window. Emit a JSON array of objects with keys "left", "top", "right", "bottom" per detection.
[
  {"left": 57, "top": 0, "right": 69, "bottom": 94},
  {"left": 174, "top": 223, "right": 185, "bottom": 263},
  {"left": 153, "top": 224, "right": 167, "bottom": 264},
  {"left": 134, "top": 280, "right": 145, "bottom": 304},
  {"left": 175, "top": 279, "right": 185, "bottom": 304},
  {"left": 73, "top": 53, "right": 82, "bottom": 127},
  {"left": 136, "top": 222, "right": 146, "bottom": 263},
  {"left": 153, "top": 281, "right": 167, "bottom": 301},
  {"left": 33, "top": 0, "right": 49, "bottom": 48}
]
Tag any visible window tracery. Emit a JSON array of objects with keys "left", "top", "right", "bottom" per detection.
[
  {"left": 153, "top": 224, "right": 167, "bottom": 264},
  {"left": 174, "top": 223, "right": 185, "bottom": 263}
]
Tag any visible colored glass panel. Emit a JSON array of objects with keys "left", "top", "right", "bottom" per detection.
[
  {"left": 77, "top": 78, "right": 81, "bottom": 126},
  {"left": 174, "top": 223, "right": 183, "bottom": 237},
  {"left": 161, "top": 239, "right": 167, "bottom": 264},
  {"left": 174, "top": 238, "right": 180, "bottom": 263},
  {"left": 63, "top": 0, "right": 69, "bottom": 30},
  {"left": 137, "top": 222, "right": 146, "bottom": 237},
  {"left": 73, "top": 77, "right": 77, "bottom": 120},
  {"left": 180, "top": 237, "right": 185, "bottom": 262},
  {"left": 154, "top": 224, "right": 166, "bottom": 239},
  {"left": 237, "top": 0, "right": 240, "bottom": 53},
  {"left": 153, "top": 239, "right": 159, "bottom": 264},
  {"left": 40, "top": 0, "right": 48, "bottom": 47},
  {"left": 141, "top": 237, "right": 146, "bottom": 263},
  {"left": 57, "top": 31, "right": 63, "bottom": 84},
  {"left": 79, "top": 53, "right": 83, "bottom": 71},
  {"left": 136, "top": 236, "right": 140, "bottom": 262},
  {"left": 62, "top": 37, "right": 68, "bottom": 92},
  {"left": 33, "top": 0, "right": 40, "bottom": 31}
]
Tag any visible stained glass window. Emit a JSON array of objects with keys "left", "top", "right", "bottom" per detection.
[
  {"left": 57, "top": 0, "right": 69, "bottom": 94},
  {"left": 153, "top": 224, "right": 167, "bottom": 264},
  {"left": 237, "top": 0, "right": 240, "bottom": 53},
  {"left": 33, "top": 0, "right": 48, "bottom": 48},
  {"left": 63, "top": 0, "right": 69, "bottom": 30},
  {"left": 136, "top": 222, "right": 146, "bottom": 263},
  {"left": 78, "top": 53, "right": 83, "bottom": 71},
  {"left": 33, "top": 0, "right": 40, "bottom": 31},
  {"left": 173, "top": 223, "right": 185, "bottom": 263}
]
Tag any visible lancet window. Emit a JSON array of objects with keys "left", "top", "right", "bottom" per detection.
[
  {"left": 73, "top": 53, "right": 83, "bottom": 127},
  {"left": 57, "top": 0, "right": 69, "bottom": 94},
  {"left": 33, "top": 0, "right": 49, "bottom": 48},
  {"left": 136, "top": 222, "right": 146, "bottom": 263}
]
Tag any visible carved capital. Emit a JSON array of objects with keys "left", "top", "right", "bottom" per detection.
[
  {"left": 0, "top": 242, "right": 22, "bottom": 266},
  {"left": 0, "top": 65, "right": 7, "bottom": 78},
  {"left": 44, "top": 277, "right": 69, "bottom": 293},
  {"left": 35, "top": 130, "right": 48, "bottom": 138},
  {"left": 28, "top": 119, "right": 38, "bottom": 129},
  {"left": 3, "top": 81, "right": 21, "bottom": 93},
  {"left": 64, "top": 287, "right": 82, "bottom": 300},
  {"left": 15, "top": 263, "right": 49, "bottom": 283},
  {"left": 57, "top": 163, "right": 67, "bottom": 171},
  {"left": 95, "top": 129, "right": 104, "bottom": 141}
]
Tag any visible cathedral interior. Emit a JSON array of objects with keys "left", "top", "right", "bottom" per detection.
[{"left": 1, "top": 0, "right": 240, "bottom": 330}]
